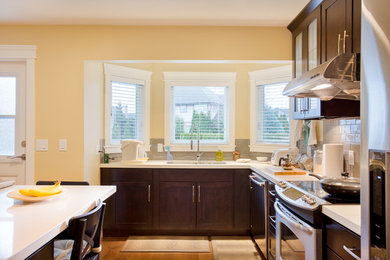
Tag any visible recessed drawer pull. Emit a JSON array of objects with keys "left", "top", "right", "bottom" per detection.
[{"left": 343, "top": 245, "right": 361, "bottom": 260}]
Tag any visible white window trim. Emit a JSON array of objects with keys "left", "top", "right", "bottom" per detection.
[
  {"left": 164, "top": 72, "right": 236, "bottom": 152},
  {"left": 104, "top": 63, "right": 151, "bottom": 154},
  {"left": 249, "top": 65, "right": 293, "bottom": 153},
  {"left": 0, "top": 45, "right": 36, "bottom": 184}
]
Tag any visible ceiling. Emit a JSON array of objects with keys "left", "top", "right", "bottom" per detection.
[{"left": 0, "top": 0, "right": 310, "bottom": 27}]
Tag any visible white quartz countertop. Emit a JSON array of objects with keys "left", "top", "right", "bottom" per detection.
[
  {"left": 0, "top": 185, "right": 116, "bottom": 260},
  {"left": 101, "top": 160, "right": 318, "bottom": 183},
  {"left": 322, "top": 204, "right": 361, "bottom": 235}
]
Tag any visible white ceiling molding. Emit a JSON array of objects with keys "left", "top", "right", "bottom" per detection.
[{"left": 0, "top": 0, "right": 310, "bottom": 26}]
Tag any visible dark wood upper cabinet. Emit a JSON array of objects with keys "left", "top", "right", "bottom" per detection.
[
  {"left": 196, "top": 181, "right": 233, "bottom": 230},
  {"left": 159, "top": 181, "right": 197, "bottom": 230},
  {"left": 288, "top": 0, "right": 361, "bottom": 120}
]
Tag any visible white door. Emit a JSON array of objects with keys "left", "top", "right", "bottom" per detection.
[{"left": 0, "top": 62, "right": 26, "bottom": 184}]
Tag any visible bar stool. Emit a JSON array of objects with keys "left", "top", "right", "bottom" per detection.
[{"left": 54, "top": 200, "right": 106, "bottom": 260}]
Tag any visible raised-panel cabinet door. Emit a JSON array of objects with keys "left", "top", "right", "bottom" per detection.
[
  {"left": 197, "top": 182, "right": 233, "bottom": 230},
  {"left": 159, "top": 182, "right": 196, "bottom": 230},
  {"left": 114, "top": 182, "right": 152, "bottom": 229}
]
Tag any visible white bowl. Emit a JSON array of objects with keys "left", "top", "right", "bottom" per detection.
[{"left": 256, "top": 156, "right": 268, "bottom": 162}]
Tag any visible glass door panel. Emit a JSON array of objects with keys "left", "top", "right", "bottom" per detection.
[{"left": 0, "top": 77, "right": 16, "bottom": 156}]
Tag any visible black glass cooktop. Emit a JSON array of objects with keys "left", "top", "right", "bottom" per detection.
[{"left": 288, "top": 180, "right": 360, "bottom": 204}]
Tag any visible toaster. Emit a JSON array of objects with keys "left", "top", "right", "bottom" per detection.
[{"left": 271, "top": 148, "right": 299, "bottom": 166}]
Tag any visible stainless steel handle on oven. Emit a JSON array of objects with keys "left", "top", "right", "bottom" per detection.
[
  {"left": 249, "top": 175, "right": 265, "bottom": 187},
  {"left": 274, "top": 201, "right": 312, "bottom": 234},
  {"left": 147, "top": 185, "right": 151, "bottom": 203},
  {"left": 192, "top": 185, "right": 195, "bottom": 203},
  {"left": 343, "top": 245, "right": 361, "bottom": 260}
]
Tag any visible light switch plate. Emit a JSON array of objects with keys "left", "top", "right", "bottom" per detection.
[
  {"left": 157, "top": 143, "right": 164, "bottom": 152},
  {"left": 36, "top": 139, "right": 48, "bottom": 151},
  {"left": 59, "top": 139, "right": 67, "bottom": 152}
]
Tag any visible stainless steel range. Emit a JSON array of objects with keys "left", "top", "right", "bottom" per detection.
[{"left": 274, "top": 180, "right": 359, "bottom": 260}]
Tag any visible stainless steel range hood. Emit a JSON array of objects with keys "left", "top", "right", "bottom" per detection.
[{"left": 283, "top": 53, "right": 360, "bottom": 101}]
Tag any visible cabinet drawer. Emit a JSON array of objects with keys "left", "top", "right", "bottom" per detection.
[
  {"left": 326, "top": 217, "right": 361, "bottom": 259},
  {"left": 326, "top": 247, "right": 343, "bottom": 260},
  {"left": 101, "top": 168, "right": 153, "bottom": 182},
  {"left": 159, "top": 169, "right": 233, "bottom": 182}
]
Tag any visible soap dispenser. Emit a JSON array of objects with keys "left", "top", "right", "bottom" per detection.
[
  {"left": 166, "top": 146, "right": 173, "bottom": 161},
  {"left": 216, "top": 147, "right": 223, "bottom": 161}
]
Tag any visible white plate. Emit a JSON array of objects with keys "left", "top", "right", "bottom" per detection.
[{"left": 7, "top": 190, "right": 63, "bottom": 202}]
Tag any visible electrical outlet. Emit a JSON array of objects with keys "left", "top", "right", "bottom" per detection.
[{"left": 157, "top": 143, "right": 164, "bottom": 152}]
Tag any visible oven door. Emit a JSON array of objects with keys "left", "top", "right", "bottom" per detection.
[{"left": 274, "top": 200, "right": 322, "bottom": 260}]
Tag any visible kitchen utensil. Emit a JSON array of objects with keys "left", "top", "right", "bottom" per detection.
[
  {"left": 256, "top": 156, "right": 268, "bottom": 162},
  {"left": 309, "top": 173, "right": 360, "bottom": 198},
  {"left": 121, "top": 139, "right": 143, "bottom": 163},
  {"left": 270, "top": 148, "right": 298, "bottom": 166},
  {"left": 265, "top": 166, "right": 306, "bottom": 175}
]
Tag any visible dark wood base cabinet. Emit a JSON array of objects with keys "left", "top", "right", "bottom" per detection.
[
  {"left": 101, "top": 168, "right": 250, "bottom": 236},
  {"left": 324, "top": 216, "right": 361, "bottom": 260}
]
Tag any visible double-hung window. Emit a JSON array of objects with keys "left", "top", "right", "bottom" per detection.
[
  {"left": 104, "top": 64, "right": 151, "bottom": 153},
  {"left": 249, "top": 66, "right": 292, "bottom": 152},
  {"left": 164, "top": 72, "right": 236, "bottom": 151}
]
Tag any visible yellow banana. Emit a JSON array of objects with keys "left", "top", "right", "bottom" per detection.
[{"left": 19, "top": 181, "right": 62, "bottom": 197}]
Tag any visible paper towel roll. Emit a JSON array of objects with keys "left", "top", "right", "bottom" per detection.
[{"left": 322, "top": 144, "right": 344, "bottom": 178}]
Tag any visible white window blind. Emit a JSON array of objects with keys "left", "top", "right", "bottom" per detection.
[
  {"left": 110, "top": 81, "right": 145, "bottom": 144},
  {"left": 256, "top": 82, "right": 290, "bottom": 144},
  {"left": 170, "top": 86, "right": 228, "bottom": 144}
]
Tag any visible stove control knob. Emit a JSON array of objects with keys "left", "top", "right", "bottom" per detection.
[
  {"left": 278, "top": 181, "right": 287, "bottom": 189},
  {"left": 302, "top": 195, "right": 309, "bottom": 202},
  {"left": 307, "top": 198, "right": 316, "bottom": 205}
]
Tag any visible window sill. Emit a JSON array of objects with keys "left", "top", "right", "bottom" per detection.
[
  {"left": 249, "top": 144, "right": 290, "bottom": 153},
  {"left": 167, "top": 144, "right": 236, "bottom": 152}
]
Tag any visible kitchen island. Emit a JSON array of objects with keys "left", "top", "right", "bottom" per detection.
[{"left": 0, "top": 185, "right": 116, "bottom": 260}]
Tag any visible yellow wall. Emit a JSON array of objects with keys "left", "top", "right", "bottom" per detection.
[{"left": 0, "top": 25, "right": 291, "bottom": 182}]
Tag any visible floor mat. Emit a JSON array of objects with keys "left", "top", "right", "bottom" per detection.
[
  {"left": 120, "top": 236, "right": 211, "bottom": 253},
  {"left": 211, "top": 236, "right": 261, "bottom": 260}
]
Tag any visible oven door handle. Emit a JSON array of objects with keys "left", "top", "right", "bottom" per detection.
[
  {"left": 274, "top": 201, "right": 313, "bottom": 234},
  {"left": 249, "top": 174, "right": 265, "bottom": 187}
]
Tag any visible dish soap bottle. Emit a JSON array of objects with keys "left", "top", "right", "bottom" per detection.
[
  {"left": 216, "top": 147, "right": 223, "bottom": 161},
  {"left": 166, "top": 146, "right": 173, "bottom": 161}
]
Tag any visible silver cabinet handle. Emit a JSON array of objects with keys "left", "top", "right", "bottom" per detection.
[
  {"left": 343, "top": 30, "right": 349, "bottom": 54},
  {"left": 198, "top": 185, "right": 201, "bottom": 203},
  {"left": 147, "top": 185, "right": 151, "bottom": 203},
  {"left": 343, "top": 245, "right": 361, "bottom": 260},
  {"left": 249, "top": 175, "right": 265, "bottom": 187},
  {"left": 338, "top": 33, "right": 341, "bottom": 55},
  {"left": 192, "top": 185, "right": 195, "bottom": 203},
  {"left": 8, "top": 154, "right": 26, "bottom": 160}
]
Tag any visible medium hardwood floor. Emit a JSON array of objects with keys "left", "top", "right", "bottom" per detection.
[{"left": 101, "top": 237, "right": 214, "bottom": 260}]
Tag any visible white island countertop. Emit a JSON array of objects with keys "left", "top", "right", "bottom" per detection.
[{"left": 0, "top": 185, "right": 116, "bottom": 260}]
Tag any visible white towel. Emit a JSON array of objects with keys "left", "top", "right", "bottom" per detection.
[
  {"left": 308, "top": 120, "right": 318, "bottom": 146},
  {"left": 291, "top": 120, "right": 304, "bottom": 147}
]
